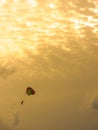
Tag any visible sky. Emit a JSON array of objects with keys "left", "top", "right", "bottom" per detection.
[{"left": 0, "top": 0, "right": 98, "bottom": 130}]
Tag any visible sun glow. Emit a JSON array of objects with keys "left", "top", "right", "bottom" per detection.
[
  {"left": 0, "top": 0, "right": 97, "bottom": 62},
  {"left": 28, "top": 0, "right": 37, "bottom": 7}
]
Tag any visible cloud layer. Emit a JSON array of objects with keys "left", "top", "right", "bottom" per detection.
[{"left": 0, "top": 0, "right": 97, "bottom": 81}]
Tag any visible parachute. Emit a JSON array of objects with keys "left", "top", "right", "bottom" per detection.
[{"left": 26, "top": 87, "right": 35, "bottom": 96}]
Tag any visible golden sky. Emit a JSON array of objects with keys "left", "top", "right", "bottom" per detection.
[{"left": 0, "top": 0, "right": 98, "bottom": 130}]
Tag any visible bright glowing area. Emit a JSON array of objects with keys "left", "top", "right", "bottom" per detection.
[
  {"left": 0, "top": 0, "right": 97, "bottom": 64},
  {"left": 1, "top": 0, "right": 6, "bottom": 4},
  {"left": 28, "top": 0, "right": 37, "bottom": 7},
  {"left": 71, "top": 19, "right": 81, "bottom": 29},
  {"left": 48, "top": 3, "right": 56, "bottom": 8}
]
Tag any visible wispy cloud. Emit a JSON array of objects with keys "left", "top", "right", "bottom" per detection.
[{"left": 0, "top": 0, "right": 97, "bottom": 81}]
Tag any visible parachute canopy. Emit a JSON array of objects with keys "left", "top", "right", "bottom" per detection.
[{"left": 26, "top": 87, "right": 35, "bottom": 95}]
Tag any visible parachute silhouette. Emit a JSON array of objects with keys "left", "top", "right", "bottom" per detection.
[{"left": 26, "top": 87, "right": 35, "bottom": 95}]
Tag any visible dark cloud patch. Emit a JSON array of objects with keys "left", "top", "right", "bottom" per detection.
[{"left": 91, "top": 97, "right": 98, "bottom": 110}]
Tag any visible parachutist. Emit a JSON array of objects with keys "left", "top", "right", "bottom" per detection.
[
  {"left": 21, "top": 100, "right": 24, "bottom": 105},
  {"left": 20, "top": 87, "right": 35, "bottom": 106}
]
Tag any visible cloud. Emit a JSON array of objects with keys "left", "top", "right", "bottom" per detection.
[{"left": 0, "top": 0, "right": 97, "bottom": 83}]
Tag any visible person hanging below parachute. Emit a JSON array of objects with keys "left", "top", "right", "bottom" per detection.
[
  {"left": 21, "top": 100, "right": 24, "bottom": 105},
  {"left": 21, "top": 87, "right": 35, "bottom": 105}
]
